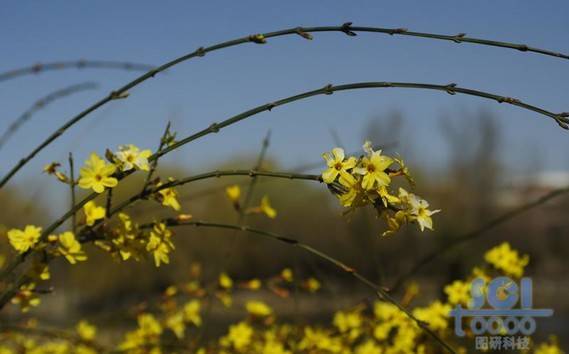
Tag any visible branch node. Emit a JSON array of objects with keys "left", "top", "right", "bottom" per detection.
[
  {"left": 323, "top": 84, "right": 334, "bottom": 95},
  {"left": 295, "top": 27, "right": 313, "bottom": 40},
  {"left": 497, "top": 96, "right": 520, "bottom": 104},
  {"left": 389, "top": 28, "right": 408, "bottom": 35},
  {"left": 195, "top": 47, "right": 206, "bottom": 57},
  {"left": 209, "top": 122, "right": 220, "bottom": 133},
  {"left": 248, "top": 169, "right": 256, "bottom": 177},
  {"left": 248, "top": 34, "right": 267, "bottom": 44},
  {"left": 32, "top": 63, "right": 43, "bottom": 73},
  {"left": 445, "top": 83, "right": 457, "bottom": 95},
  {"left": 517, "top": 44, "right": 529, "bottom": 52},
  {"left": 109, "top": 90, "right": 129, "bottom": 100},
  {"left": 341, "top": 22, "right": 357, "bottom": 36},
  {"left": 452, "top": 33, "right": 466, "bottom": 43},
  {"left": 267, "top": 102, "right": 277, "bottom": 111}
]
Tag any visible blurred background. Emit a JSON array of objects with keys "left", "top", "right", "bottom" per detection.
[{"left": 0, "top": 0, "right": 568, "bottom": 349}]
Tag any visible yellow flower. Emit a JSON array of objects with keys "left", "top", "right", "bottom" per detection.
[
  {"left": 246, "top": 300, "right": 273, "bottom": 317},
  {"left": 11, "top": 282, "right": 41, "bottom": 312},
  {"left": 444, "top": 280, "right": 471, "bottom": 306},
  {"left": 333, "top": 309, "right": 362, "bottom": 340},
  {"left": 146, "top": 222, "right": 174, "bottom": 267},
  {"left": 355, "top": 340, "right": 383, "bottom": 354},
  {"left": 535, "top": 337, "right": 564, "bottom": 354},
  {"left": 412, "top": 301, "right": 451, "bottom": 331},
  {"left": 57, "top": 231, "right": 87, "bottom": 264},
  {"left": 225, "top": 184, "right": 241, "bottom": 203},
  {"left": 321, "top": 147, "right": 357, "bottom": 184},
  {"left": 305, "top": 277, "right": 321, "bottom": 292},
  {"left": 484, "top": 242, "right": 529, "bottom": 278},
  {"left": 78, "top": 153, "right": 118, "bottom": 193},
  {"left": 166, "top": 312, "right": 185, "bottom": 339},
  {"left": 243, "top": 278, "right": 261, "bottom": 290},
  {"left": 223, "top": 322, "right": 253, "bottom": 351},
  {"left": 138, "top": 313, "right": 162, "bottom": 337},
  {"left": 158, "top": 186, "right": 181, "bottom": 211},
  {"left": 76, "top": 320, "right": 97, "bottom": 341},
  {"left": 354, "top": 146, "right": 393, "bottom": 190},
  {"left": 7, "top": 225, "right": 42, "bottom": 253},
  {"left": 398, "top": 188, "right": 440, "bottom": 232},
  {"left": 219, "top": 272, "right": 233, "bottom": 289},
  {"left": 83, "top": 201, "right": 105, "bottom": 226},
  {"left": 281, "top": 268, "right": 293, "bottom": 282},
  {"left": 260, "top": 195, "right": 277, "bottom": 218},
  {"left": 183, "top": 300, "right": 202, "bottom": 326},
  {"left": 115, "top": 144, "right": 152, "bottom": 171}
]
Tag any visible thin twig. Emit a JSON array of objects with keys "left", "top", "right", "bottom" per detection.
[
  {"left": 2, "top": 23, "right": 566, "bottom": 187},
  {"left": 240, "top": 130, "right": 272, "bottom": 217},
  {"left": 141, "top": 219, "right": 456, "bottom": 353},
  {"left": 141, "top": 122, "right": 172, "bottom": 195},
  {"left": 105, "top": 188, "right": 113, "bottom": 219},
  {"left": 68, "top": 153, "right": 77, "bottom": 235},
  {"left": 0, "top": 60, "right": 154, "bottom": 83},
  {"left": 390, "top": 186, "right": 569, "bottom": 292},
  {"left": 0, "top": 83, "right": 98, "bottom": 150}
]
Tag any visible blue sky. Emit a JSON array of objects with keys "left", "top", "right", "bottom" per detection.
[{"left": 1, "top": 1, "right": 568, "bottom": 206}]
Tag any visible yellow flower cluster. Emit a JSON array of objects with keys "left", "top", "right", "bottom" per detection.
[
  {"left": 484, "top": 241, "right": 529, "bottom": 278},
  {"left": 321, "top": 142, "right": 439, "bottom": 236}
]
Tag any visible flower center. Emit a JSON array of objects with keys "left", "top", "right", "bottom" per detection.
[
  {"left": 367, "top": 164, "right": 376, "bottom": 173},
  {"left": 127, "top": 155, "right": 134, "bottom": 162},
  {"left": 95, "top": 174, "right": 103, "bottom": 181},
  {"left": 334, "top": 162, "right": 343, "bottom": 170}
]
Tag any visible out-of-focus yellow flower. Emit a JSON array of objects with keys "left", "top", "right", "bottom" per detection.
[
  {"left": 76, "top": 320, "right": 97, "bottom": 341},
  {"left": 535, "top": 337, "right": 564, "bottom": 354},
  {"left": 444, "top": 280, "right": 471, "bottom": 306},
  {"left": 281, "top": 268, "right": 293, "bottom": 282},
  {"left": 11, "top": 282, "right": 40, "bottom": 312},
  {"left": 354, "top": 147, "right": 393, "bottom": 190},
  {"left": 146, "top": 222, "right": 174, "bottom": 267},
  {"left": 138, "top": 313, "right": 162, "bottom": 337},
  {"left": 484, "top": 242, "right": 529, "bottom": 278},
  {"left": 243, "top": 278, "right": 261, "bottom": 290},
  {"left": 333, "top": 309, "right": 362, "bottom": 340},
  {"left": 305, "top": 277, "right": 321, "bottom": 293},
  {"left": 115, "top": 144, "right": 152, "bottom": 171},
  {"left": 158, "top": 185, "right": 181, "bottom": 211},
  {"left": 57, "top": 231, "right": 87, "bottom": 264},
  {"left": 83, "top": 201, "right": 105, "bottom": 226},
  {"left": 412, "top": 301, "right": 451, "bottom": 332},
  {"left": 183, "top": 300, "right": 202, "bottom": 326},
  {"left": 221, "top": 322, "right": 253, "bottom": 351},
  {"left": 260, "top": 195, "right": 277, "bottom": 218},
  {"left": 7, "top": 225, "right": 42, "bottom": 253},
  {"left": 298, "top": 327, "right": 343, "bottom": 353},
  {"left": 355, "top": 340, "right": 383, "bottom": 354},
  {"left": 225, "top": 185, "right": 241, "bottom": 203},
  {"left": 321, "top": 147, "right": 357, "bottom": 184},
  {"left": 166, "top": 312, "right": 185, "bottom": 339},
  {"left": 219, "top": 272, "right": 233, "bottom": 289},
  {"left": 246, "top": 300, "right": 273, "bottom": 317},
  {"left": 78, "top": 153, "right": 118, "bottom": 193}
]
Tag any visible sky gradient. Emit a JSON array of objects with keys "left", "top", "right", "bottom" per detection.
[{"left": 1, "top": 1, "right": 568, "bottom": 208}]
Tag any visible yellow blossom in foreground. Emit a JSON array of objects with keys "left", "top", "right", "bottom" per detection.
[
  {"left": 484, "top": 242, "right": 529, "bottom": 278},
  {"left": 260, "top": 195, "right": 277, "bottom": 218},
  {"left": 321, "top": 147, "right": 357, "bottom": 184},
  {"left": 225, "top": 184, "right": 241, "bottom": 203},
  {"left": 7, "top": 225, "right": 42, "bottom": 253},
  {"left": 535, "top": 337, "right": 564, "bottom": 354},
  {"left": 333, "top": 309, "right": 362, "bottom": 340},
  {"left": 166, "top": 312, "right": 185, "bottom": 339},
  {"left": 354, "top": 148, "right": 393, "bottom": 190},
  {"left": 219, "top": 272, "right": 233, "bottom": 289},
  {"left": 146, "top": 222, "right": 174, "bottom": 267},
  {"left": 76, "top": 321, "right": 97, "bottom": 341},
  {"left": 158, "top": 185, "right": 181, "bottom": 211},
  {"left": 115, "top": 144, "right": 152, "bottom": 171},
  {"left": 57, "top": 231, "right": 87, "bottom": 264},
  {"left": 78, "top": 153, "right": 118, "bottom": 193},
  {"left": 83, "top": 201, "right": 105, "bottom": 226},
  {"left": 355, "top": 340, "right": 383, "bottom": 354},
  {"left": 298, "top": 327, "right": 343, "bottom": 353},
  {"left": 246, "top": 300, "right": 273, "bottom": 317}
]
